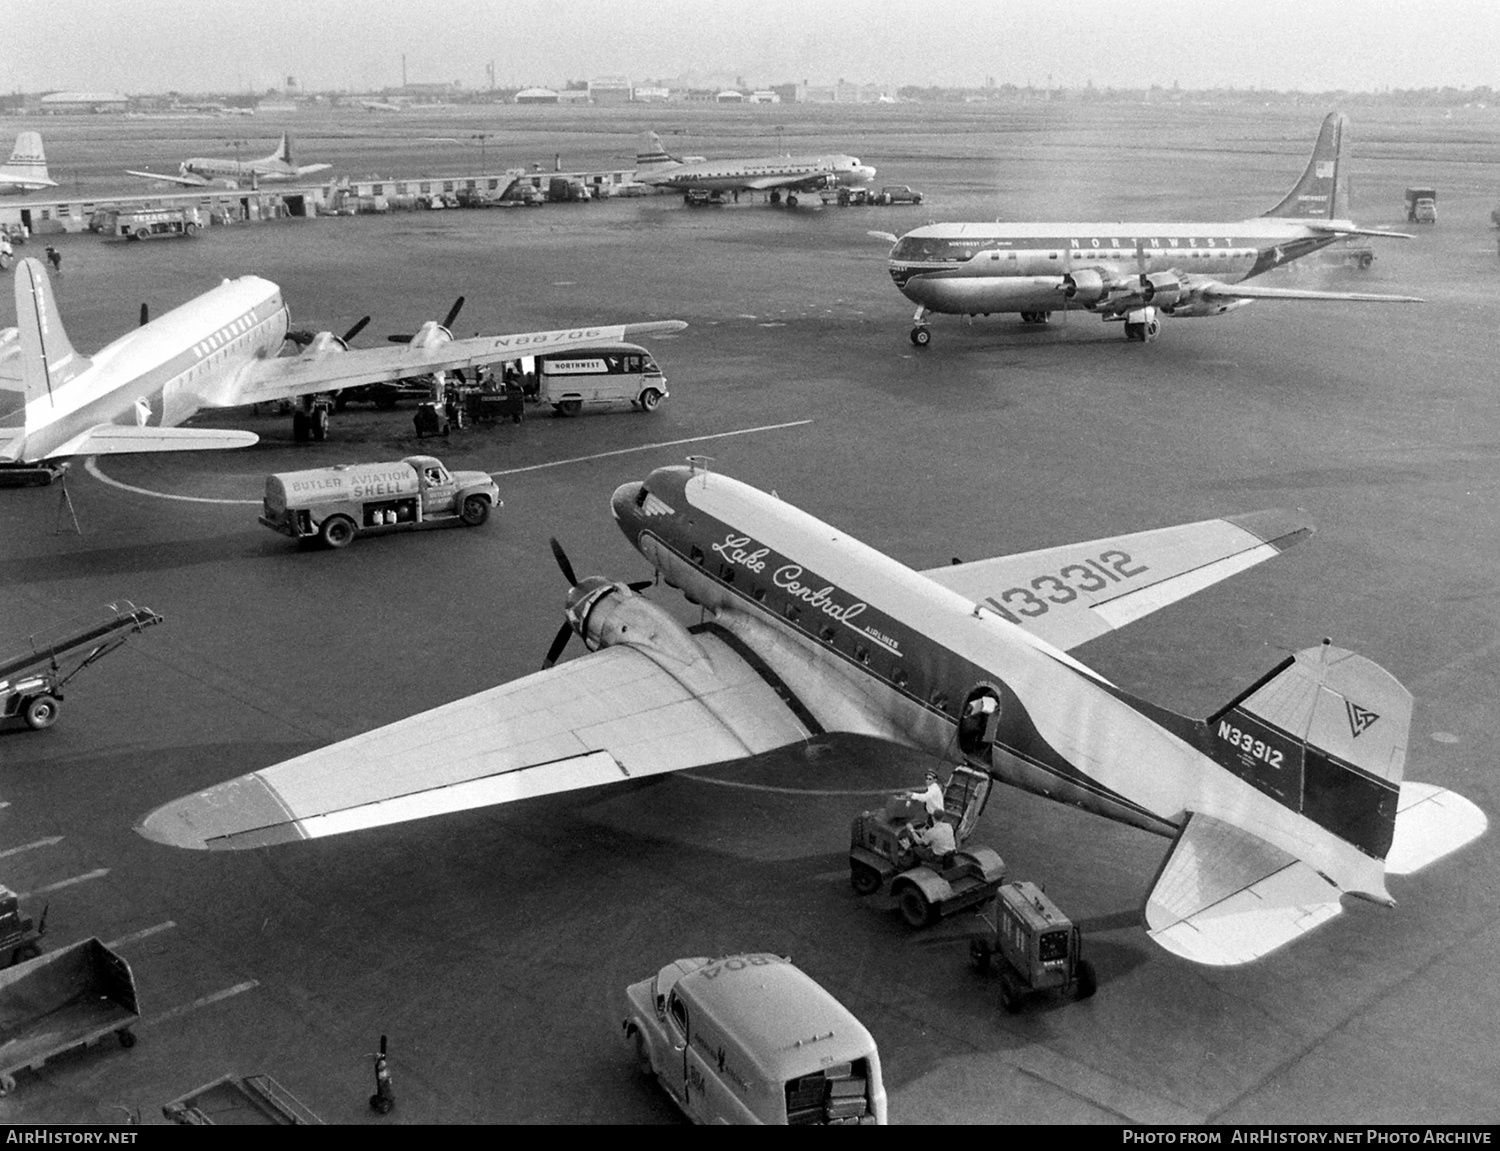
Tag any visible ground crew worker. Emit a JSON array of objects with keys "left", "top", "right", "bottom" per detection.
[
  {"left": 908, "top": 769, "right": 945, "bottom": 819},
  {"left": 906, "top": 816, "right": 957, "bottom": 868},
  {"left": 45, "top": 246, "right": 61, "bottom": 274},
  {"left": 369, "top": 1037, "right": 395, "bottom": 1114}
]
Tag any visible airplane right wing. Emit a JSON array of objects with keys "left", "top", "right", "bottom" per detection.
[
  {"left": 124, "top": 169, "right": 208, "bottom": 187},
  {"left": 215, "top": 320, "right": 687, "bottom": 408},
  {"left": 137, "top": 627, "right": 816, "bottom": 851},
  {"left": 921, "top": 509, "right": 1313, "bottom": 652},
  {"left": 1197, "top": 280, "right": 1423, "bottom": 304},
  {"left": 41, "top": 424, "right": 258, "bottom": 458}
]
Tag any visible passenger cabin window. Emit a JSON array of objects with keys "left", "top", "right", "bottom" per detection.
[
  {"left": 892, "top": 668, "right": 909, "bottom": 688},
  {"left": 819, "top": 624, "right": 836, "bottom": 643}
]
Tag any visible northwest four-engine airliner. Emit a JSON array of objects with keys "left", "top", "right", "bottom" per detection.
[
  {"left": 882, "top": 112, "right": 1421, "bottom": 345},
  {"left": 138, "top": 462, "right": 1484, "bottom": 967}
]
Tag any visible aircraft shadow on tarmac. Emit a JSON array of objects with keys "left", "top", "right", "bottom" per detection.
[{"left": 0, "top": 531, "right": 305, "bottom": 587}]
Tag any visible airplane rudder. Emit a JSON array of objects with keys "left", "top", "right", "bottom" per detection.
[
  {"left": 1208, "top": 642, "right": 1409, "bottom": 859},
  {"left": 14, "top": 257, "right": 84, "bottom": 410}
]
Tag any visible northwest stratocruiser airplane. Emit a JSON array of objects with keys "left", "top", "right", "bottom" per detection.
[
  {"left": 138, "top": 463, "right": 1484, "bottom": 967},
  {"left": 0, "top": 257, "right": 685, "bottom": 482},
  {"left": 0, "top": 132, "right": 57, "bottom": 195},
  {"left": 883, "top": 113, "right": 1420, "bottom": 346},
  {"left": 125, "top": 134, "right": 331, "bottom": 188},
  {"left": 635, "top": 131, "right": 876, "bottom": 206}
]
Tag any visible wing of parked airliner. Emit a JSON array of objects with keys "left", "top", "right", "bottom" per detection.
[
  {"left": 137, "top": 628, "right": 819, "bottom": 850},
  {"left": 1195, "top": 279, "right": 1423, "bottom": 304},
  {"left": 123, "top": 169, "right": 210, "bottom": 187},
  {"left": 742, "top": 172, "right": 831, "bottom": 192},
  {"left": 922, "top": 509, "right": 1313, "bottom": 652},
  {"left": 213, "top": 320, "right": 687, "bottom": 408}
]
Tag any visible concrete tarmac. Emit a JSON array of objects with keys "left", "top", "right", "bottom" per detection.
[{"left": 1, "top": 103, "right": 1497, "bottom": 1124}]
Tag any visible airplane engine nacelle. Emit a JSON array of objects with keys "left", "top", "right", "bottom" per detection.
[
  {"left": 298, "top": 332, "right": 350, "bottom": 357},
  {"left": 1139, "top": 272, "right": 1184, "bottom": 308},
  {"left": 1162, "top": 297, "right": 1255, "bottom": 319},
  {"left": 1060, "top": 269, "right": 1111, "bottom": 305},
  {"left": 407, "top": 319, "right": 453, "bottom": 349},
  {"left": 580, "top": 585, "right": 708, "bottom": 667}
]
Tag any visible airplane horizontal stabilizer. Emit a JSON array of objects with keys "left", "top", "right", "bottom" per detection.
[
  {"left": 45, "top": 424, "right": 258, "bottom": 458},
  {"left": 1385, "top": 781, "right": 1488, "bottom": 876},
  {"left": 1145, "top": 812, "right": 1344, "bottom": 966},
  {"left": 1199, "top": 281, "right": 1423, "bottom": 304},
  {"left": 1309, "top": 223, "right": 1415, "bottom": 240},
  {"left": 922, "top": 508, "right": 1312, "bottom": 652},
  {"left": 137, "top": 630, "right": 813, "bottom": 850}
]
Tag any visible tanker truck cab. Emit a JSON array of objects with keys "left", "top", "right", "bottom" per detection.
[
  {"left": 622, "top": 953, "right": 886, "bottom": 1125},
  {"left": 535, "top": 343, "right": 668, "bottom": 416},
  {"left": 259, "top": 454, "right": 500, "bottom": 548}
]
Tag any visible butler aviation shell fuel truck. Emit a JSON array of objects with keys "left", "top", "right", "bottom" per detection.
[{"left": 258, "top": 455, "right": 500, "bottom": 548}]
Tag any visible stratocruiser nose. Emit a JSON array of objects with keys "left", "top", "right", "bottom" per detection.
[{"left": 611, "top": 481, "right": 643, "bottom": 528}]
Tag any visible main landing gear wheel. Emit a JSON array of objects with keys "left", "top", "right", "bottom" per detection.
[
  {"left": 910, "top": 326, "right": 932, "bottom": 347},
  {"left": 786, "top": 193, "right": 798, "bottom": 207},
  {"left": 310, "top": 407, "right": 329, "bottom": 442},
  {"left": 23, "top": 695, "right": 60, "bottom": 730},
  {"left": 1020, "top": 311, "right": 1051, "bottom": 325}
]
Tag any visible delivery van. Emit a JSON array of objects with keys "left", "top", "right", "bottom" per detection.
[
  {"left": 535, "top": 343, "right": 668, "bottom": 416},
  {"left": 622, "top": 953, "right": 886, "bottom": 1125}
]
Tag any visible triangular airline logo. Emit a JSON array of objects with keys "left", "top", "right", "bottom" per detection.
[{"left": 1346, "top": 700, "right": 1380, "bottom": 738}]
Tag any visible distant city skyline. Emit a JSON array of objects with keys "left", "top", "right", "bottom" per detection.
[{"left": 11, "top": 0, "right": 1499, "bottom": 96}]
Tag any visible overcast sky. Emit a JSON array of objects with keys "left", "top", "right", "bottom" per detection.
[{"left": 9, "top": 0, "right": 1498, "bottom": 95}]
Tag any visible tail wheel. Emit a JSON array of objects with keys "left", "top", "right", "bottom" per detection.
[
  {"left": 910, "top": 326, "right": 932, "bottom": 347},
  {"left": 639, "top": 388, "right": 662, "bottom": 413},
  {"left": 23, "top": 695, "right": 60, "bottom": 731},
  {"left": 896, "top": 885, "right": 935, "bottom": 929},
  {"left": 320, "top": 516, "right": 356, "bottom": 549},
  {"left": 460, "top": 495, "right": 490, "bottom": 526}
]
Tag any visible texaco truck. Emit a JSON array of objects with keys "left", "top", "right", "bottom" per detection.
[{"left": 258, "top": 455, "right": 500, "bottom": 548}]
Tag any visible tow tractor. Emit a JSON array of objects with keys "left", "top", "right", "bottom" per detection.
[
  {"left": 848, "top": 765, "right": 1006, "bottom": 927},
  {"left": 0, "top": 602, "right": 163, "bottom": 731},
  {"left": 968, "top": 881, "right": 1097, "bottom": 1012},
  {"left": 0, "top": 888, "right": 46, "bottom": 969}
]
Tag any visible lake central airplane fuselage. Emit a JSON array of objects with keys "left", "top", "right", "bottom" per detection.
[
  {"left": 609, "top": 466, "right": 1392, "bottom": 901},
  {"left": 6, "top": 274, "right": 286, "bottom": 462},
  {"left": 889, "top": 219, "right": 1340, "bottom": 316}
]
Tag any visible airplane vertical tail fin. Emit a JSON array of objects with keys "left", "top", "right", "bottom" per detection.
[
  {"left": 1263, "top": 112, "right": 1350, "bottom": 220},
  {"left": 0, "top": 131, "right": 53, "bottom": 186},
  {"left": 1145, "top": 643, "right": 1484, "bottom": 965},
  {"left": 635, "top": 131, "right": 679, "bottom": 172},
  {"left": 14, "top": 258, "right": 92, "bottom": 425},
  {"left": 270, "top": 134, "right": 292, "bottom": 165}
]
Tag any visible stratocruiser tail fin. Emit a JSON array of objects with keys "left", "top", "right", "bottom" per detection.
[{"left": 1263, "top": 112, "right": 1350, "bottom": 220}]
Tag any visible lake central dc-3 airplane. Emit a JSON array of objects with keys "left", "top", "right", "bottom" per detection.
[
  {"left": 635, "top": 131, "right": 876, "bottom": 206},
  {"left": 882, "top": 113, "right": 1421, "bottom": 346},
  {"left": 138, "top": 463, "right": 1485, "bottom": 966},
  {"left": 0, "top": 133, "right": 57, "bottom": 195},
  {"left": 125, "top": 134, "right": 331, "bottom": 188},
  {"left": 0, "top": 257, "right": 685, "bottom": 481}
]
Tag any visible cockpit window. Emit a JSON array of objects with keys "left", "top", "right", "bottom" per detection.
[
  {"left": 635, "top": 486, "right": 650, "bottom": 509},
  {"left": 890, "top": 236, "right": 982, "bottom": 263}
]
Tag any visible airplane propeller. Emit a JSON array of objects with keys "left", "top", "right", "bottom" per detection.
[
  {"left": 139, "top": 303, "right": 149, "bottom": 327},
  {"left": 543, "top": 537, "right": 654, "bottom": 669},
  {"left": 387, "top": 296, "right": 465, "bottom": 343},
  {"left": 285, "top": 315, "right": 372, "bottom": 349}
]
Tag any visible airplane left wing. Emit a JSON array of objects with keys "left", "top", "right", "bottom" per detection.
[
  {"left": 216, "top": 321, "right": 687, "bottom": 407},
  {"left": 744, "top": 172, "right": 831, "bottom": 192},
  {"left": 123, "top": 169, "right": 208, "bottom": 187},
  {"left": 294, "top": 164, "right": 332, "bottom": 177},
  {"left": 1197, "top": 280, "right": 1423, "bottom": 304},
  {"left": 42, "top": 424, "right": 258, "bottom": 458},
  {"left": 137, "top": 629, "right": 815, "bottom": 850},
  {"left": 922, "top": 509, "right": 1312, "bottom": 652}
]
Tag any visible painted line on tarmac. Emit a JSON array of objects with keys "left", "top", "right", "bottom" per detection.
[
  {"left": 144, "top": 980, "right": 258, "bottom": 1028},
  {"left": 490, "top": 419, "right": 814, "bottom": 476},
  {"left": 20, "top": 867, "right": 109, "bottom": 897},
  {"left": 84, "top": 458, "right": 260, "bottom": 506},
  {"left": 679, "top": 773, "right": 893, "bottom": 798},
  {"left": 105, "top": 921, "right": 177, "bottom": 950},
  {"left": 0, "top": 836, "right": 62, "bottom": 859},
  {"left": 84, "top": 419, "right": 813, "bottom": 502}
]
